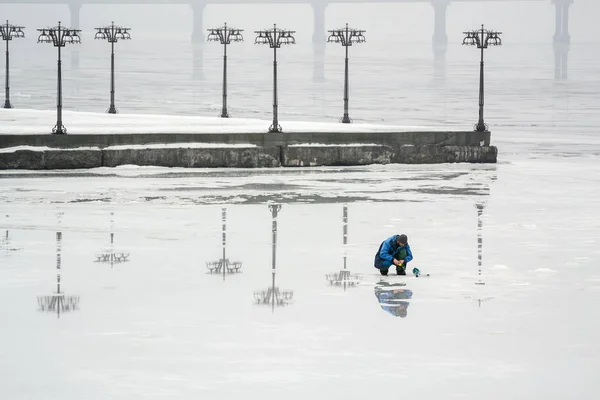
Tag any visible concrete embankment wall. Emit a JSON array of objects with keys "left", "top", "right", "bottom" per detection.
[
  {"left": 0, "top": 131, "right": 496, "bottom": 169},
  {"left": 0, "top": 144, "right": 497, "bottom": 170}
]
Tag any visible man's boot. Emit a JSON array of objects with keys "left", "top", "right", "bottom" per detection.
[{"left": 396, "top": 265, "right": 406, "bottom": 275}]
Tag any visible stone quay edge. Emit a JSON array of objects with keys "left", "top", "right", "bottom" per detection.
[{"left": 0, "top": 131, "right": 497, "bottom": 169}]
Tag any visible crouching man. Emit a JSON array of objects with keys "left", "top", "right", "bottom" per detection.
[{"left": 374, "top": 234, "right": 413, "bottom": 276}]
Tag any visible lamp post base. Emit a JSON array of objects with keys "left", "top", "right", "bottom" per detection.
[
  {"left": 268, "top": 124, "right": 282, "bottom": 133},
  {"left": 3, "top": 100, "right": 13, "bottom": 109},
  {"left": 107, "top": 106, "right": 118, "bottom": 114},
  {"left": 474, "top": 121, "right": 488, "bottom": 132},
  {"left": 52, "top": 124, "right": 67, "bottom": 135},
  {"left": 341, "top": 114, "right": 352, "bottom": 124},
  {"left": 220, "top": 110, "right": 229, "bottom": 118}
]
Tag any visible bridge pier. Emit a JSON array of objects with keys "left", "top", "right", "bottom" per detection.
[
  {"left": 192, "top": 43, "right": 205, "bottom": 81},
  {"left": 431, "top": 0, "right": 448, "bottom": 83},
  {"left": 69, "top": 2, "right": 81, "bottom": 30},
  {"left": 312, "top": 2, "right": 327, "bottom": 47},
  {"left": 313, "top": 46, "right": 325, "bottom": 82},
  {"left": 553, "top": 0, "right": 572, "bottom": 80},
  {"left": 553, "top": 0, "right": 572, "bottom": 45},
  {"left": 554, "top": 42, "right": 569, "bottom": 80},
  {"left": 69, "top": 3, "right": 81, "bottom": 69},
  {"left": 431, "top": 0, "right": 449, "bottom": 53},
  {"left": 190, "top": 2, "right": 207, "bottom": 44}
]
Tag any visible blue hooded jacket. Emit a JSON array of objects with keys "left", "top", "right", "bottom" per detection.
[{"left": 374, "top": 235, "right": 413, "bottom": 269}]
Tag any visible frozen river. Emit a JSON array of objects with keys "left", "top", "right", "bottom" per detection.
[
  {"left": 1, "top": 9, "right": 600, "bottom": 397},
  {"left": 1, "top": 135, "right": 599, "bottom": 398}
]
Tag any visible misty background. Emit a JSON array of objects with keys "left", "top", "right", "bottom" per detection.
[{"left": 1, "top": 1, "right": 599, "bottom": 43}]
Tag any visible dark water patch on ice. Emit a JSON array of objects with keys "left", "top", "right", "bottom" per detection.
[
  {"left": 404, "top": 187, "right": 490, "bottom": 196},
  {"left": 143, "top": 196, "right": 167, "bottom": 201},
  {"left": 68, "top": 198, "right": 112, "bottom": 203},
  {"left": 0, "top": 172, "right": 110, "bottom": 179},
  {"left": 160, "top": 183, "right": 306, "bottom": 192},
  {"left": 178, "top": 194, "right": 423, "bottom": 205}
]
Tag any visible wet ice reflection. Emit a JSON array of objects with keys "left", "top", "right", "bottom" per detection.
[
  {"left": 253, "top": 204, "right": 294, "bottom": 311},
  {"left": 475, "top": 202, "right": 486, "bottom": 285},
  {"left": 325, "top": 205, "right": 362, "bottom": 288},
  {"left": 374, "top": 281, "right": 413, "bottom": 318},
  {"left": 93, "top": 213, "right": 131, "bottom": 268},
  {"left": 0, "top": 215, "right": 22, "bottom": 255},
  {"left": 37, "top": 231, "right": 80, "bottom": 318},
  {"left": 206, "top": 207, "right": 243, "bottom": 279}
]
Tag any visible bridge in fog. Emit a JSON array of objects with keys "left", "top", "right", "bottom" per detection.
[
  {"left": 0, "top": 0, "right": 574, "bottom": 79},
  {"left": 0, "top": 0, "right": 573, "bottom": 47}
]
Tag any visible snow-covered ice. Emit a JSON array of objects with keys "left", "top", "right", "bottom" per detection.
[
  {"left": 0, "top": 109, "right": 443, "bottom": 135},
  {"left": 1, "top": 143, "right": 599, "bottom": 398}
]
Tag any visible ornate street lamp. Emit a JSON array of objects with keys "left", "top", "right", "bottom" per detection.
[
  {"left": 0, "top": 21, "right": 24, "bottom": 109},
  {"left": 327, "top": 24, "right": 365, "bottom": 123},
  {"left": 37, "top": 231, "right": 80, "bottom": 318},
  {"left": 254, "top": 24, "right": 296, "bottom": 133},
  {"left": 37, "top": 21, "right": 81, "bottom": 134},
  {"left": 206, "top": 207, "right": 243, "bottom": 280},
  {"left": 94, "top": 22, "right": 131, "bottom": 114},
  {"left": 254, "top": 204, "right": 293, "bottom": 311},
  {"left": 207, "top": 23, "right": 243, "bottom": 118},
  {"left": 462, "top": 24, "right": 502, "bottom": 132}
]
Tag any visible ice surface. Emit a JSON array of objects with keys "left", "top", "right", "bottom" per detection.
[{"left": 1, "top": 149, "right": 599, "bottom": 399}]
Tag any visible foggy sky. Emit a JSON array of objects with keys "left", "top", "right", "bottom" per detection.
[{"left": 0, "top": 0, "right": 599, "bottom": 44}]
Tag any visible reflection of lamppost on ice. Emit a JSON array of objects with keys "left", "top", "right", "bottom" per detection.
[
  {"left": 1, "top": 215, "right": 7, "bottom": 251},
  {"left": 326, "top": 204, "right": 361, "bottom": 289},
  {"left": 94, "top": 21, "right": 131, "bottom": 114},
  {"left": 37, "top": 21, "right": 81, "bottom": 134},
  {"left": 1, "top": 214, "right": 21, "bottom": 255},
  {"left": 37, "top": 231, "right": 80, "bottom": 318},
  {"left": 206, "top": 207, "right": 243, "bottom": 280},
  {"left": 327, "top": 23, "right": 365, "bottom": 124},
  {"left": 207, "top": 23, "right": 244, "bottom": 118},
  {"left": 475, "top": 202, "right": 486, "bottom": 285},
  {"left": 0, "top": 20, "right": 25, "bottom": 109},
  {"left": 254, "top": 24, "right": 296, "bottom": 133},
  {"left": 462, "top": 24, "right": 502, "bottom": 132},
  {"left": 94, "top": 212, "right": 130, "bottom": 268},
  {"left": 254, "top": 204, "right": 293, "bottom": 312}
]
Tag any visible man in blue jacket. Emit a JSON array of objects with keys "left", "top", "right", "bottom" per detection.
[{"left": 374, "top": 234, "right": 413, "bottom": 276}]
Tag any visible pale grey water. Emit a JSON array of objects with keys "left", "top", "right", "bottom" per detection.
[{"left": 2, "top": 30, "right": 600, "bottom": 399}]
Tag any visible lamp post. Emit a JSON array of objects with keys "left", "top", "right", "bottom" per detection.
[
  {"left": 0, "top": 21, "right": 24, "bottom": 109},
  {"left": 254, "top": 24, "right": 296, "bottom": 133},
  {"left": 37, "top": 21, "right": 81, "bottom": 134},
  {"left": 94, "top": 22, "right": 131, "bottom": 114},
  {"left": 207, "top": 23, "right": 243, "bottom": 118},
  {"left": 327, "top": 23, "right": 365, "bottom": 123},
  {"left": 462, "top": 24, "right": 502, "bottom": 132}
]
